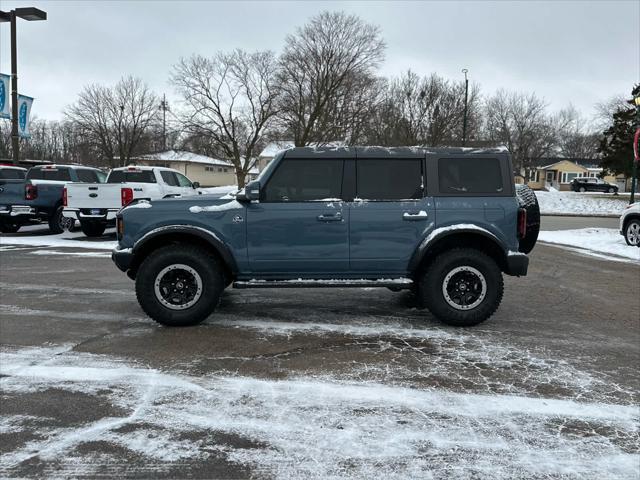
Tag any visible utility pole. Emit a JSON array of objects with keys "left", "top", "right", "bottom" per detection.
[
  {"left": 159, "top": 94, "right": 169, "bottom": 151},
  {"left": 462, "top": 69, "right": 469, "bottom": 146}
]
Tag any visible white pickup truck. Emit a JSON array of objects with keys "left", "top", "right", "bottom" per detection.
[{"left": 63, "top": 166, "right": 201, "bottom": 237}]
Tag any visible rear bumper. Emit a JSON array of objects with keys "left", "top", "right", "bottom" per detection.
[
  {"left": 0, "top": 205, "right": 37, "bottom": 222},
  {"left": 64, "top": 208, "right": 118, "bottom": 222},
  {"left": 112, "top": 246, "right": 133, "bottom": 272},
  {"left": 505, "top": 252, "right": 529, "bottom": 276}
]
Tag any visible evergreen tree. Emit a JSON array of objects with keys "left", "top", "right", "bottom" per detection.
[{"left": 598, "top": 84, "right": 640, "bottom": 178}]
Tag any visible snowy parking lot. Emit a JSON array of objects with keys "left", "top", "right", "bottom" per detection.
[{"left": 1, "top": 224, "right": 639, "bottom": 479}]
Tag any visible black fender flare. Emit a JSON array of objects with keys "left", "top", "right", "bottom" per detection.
[
  {"left": 131, "top": 225, "right": 238, "bottom": 275},
  {"left": 408, "top": 226, "right": 511, "bottom": 274}
]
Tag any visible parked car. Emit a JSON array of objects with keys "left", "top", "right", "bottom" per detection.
[
  {"left": 22, "top": 165, "right": 107, "bottom": 233},
  {"left": 0, "top": 165, "right": 31, "bottom": 233},
  {"left": 112, "top": 146, "right": 539, "bottom": 328},
  {"left": 64, "top": 166, "right": 201, "bottom": 237},
  {"left": 620, "top": 202, "right": 640, "bottom": 246},
  {"left": 570, "top": 177, "right": 618, "bottom": 193}
]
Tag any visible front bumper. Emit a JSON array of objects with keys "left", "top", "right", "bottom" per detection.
[
  {"left": 505, "top": 252, "right": 529, "bottom": 276},
  {"left": 64, "top": 208, "right": 118, "bottom": 222},
  {"left": 112, "top": 246, "right": 133, "bottom": 272}
]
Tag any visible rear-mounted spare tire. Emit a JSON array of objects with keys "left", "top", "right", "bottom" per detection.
[{"left": 515, "top": 184, "right": 540, "bottom": 254}]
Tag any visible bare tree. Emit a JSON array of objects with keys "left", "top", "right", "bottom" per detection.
[
  {"left": 360, "top": 70, "right": 482, "bottom": 147},
  {"left": 65, "top": 76, "right": 158, "bottom": 167},
  {"left": 278, "top": 11, "right": 385, "bottom": 146},
  {"left": 554, "top": 106, "right": 600, "bottom": 159},
  {"left": 172, "top": 50, "right": 279, "bottom": 187},
  {"left": 484, "top": 90, "right": 554, "bottom": 175}
]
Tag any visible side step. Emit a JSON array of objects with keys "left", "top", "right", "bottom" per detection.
[{"left": 233, "top": 278, "right": 414, "bottom": 289}]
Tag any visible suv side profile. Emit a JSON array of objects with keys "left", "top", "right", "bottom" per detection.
[
  {"left": 571, "top": 176, "right": 618, "bottom": 193},
  {"left": 112, "top": 147, "right": 539, "bottom": 327}
]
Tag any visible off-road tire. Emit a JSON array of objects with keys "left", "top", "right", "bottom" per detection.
[
  {"left": 135, "top": 245, "right": 224, "bottom": 326},
  {"left": 80, "top": 221, "right": 106, "bottom": 237},
  {"left": 515, "top": 184, "right": 540, "bottom": 254},
  {"left": 419, "top": 248, "right": 503, "bottom": 327},
  {"left": 48, "top": 205, "right": 65, "bottom": 234},
  {"left": 624, "top": 218, "right": 640, "bottom": 246},
  {"left": 0, "top": 223, "right": 20, "bottom": 233}
]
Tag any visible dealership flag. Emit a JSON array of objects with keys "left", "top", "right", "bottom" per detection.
[
  {"left": 17, "top": 95, "right": 34, "bottom": 138},
  {"left": 0, "top": 74, "right": 10, "bottom": 119}
]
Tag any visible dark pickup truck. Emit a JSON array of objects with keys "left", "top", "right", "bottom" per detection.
[
  {"left": 0, "top": 165, "right": 31, "bottom": 233},
  {"left": 113, "top": 146, "right": 540, "bottom": 328},
  {"left": 0, "top": 164, "right": 106, "bottom": 234}
]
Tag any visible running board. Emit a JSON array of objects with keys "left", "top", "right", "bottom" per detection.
[{"left": 233, "top": 279, "right": 414, "bottom": 289}]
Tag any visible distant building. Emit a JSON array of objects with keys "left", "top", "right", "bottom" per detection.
[
  {"left": 131, "top": 150, "right": 259, "bottom": 187},
  {"left": 525, "top": 158, "right": 624, "bottom": 191}
]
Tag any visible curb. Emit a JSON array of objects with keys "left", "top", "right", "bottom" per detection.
[{"left": 541, "top": 213, "right": 619, "bottom": 219}]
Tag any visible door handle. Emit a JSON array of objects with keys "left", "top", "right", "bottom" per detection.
[
  {"left": 403, "top": 211, "right": 428, "bottom": 221},
  {"left": 317, "top": 213, "right": 342, "bottom": 222}
]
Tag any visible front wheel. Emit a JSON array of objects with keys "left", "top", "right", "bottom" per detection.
[
  {"left": 624, "top": 219, "right": 640, "bottom": 246},
  {"left": 80, "top": 221, "right": 106, "bottom": 237},
  {"left": 608, "top": 187, "right": 616, "bottom": 194},
  {"left": 419, "top": 248, "right": 504, "bottom": 327},
  {"left": 135, "top": 245, "right": 224, "bottom": 326},
  {"left": 579, "top": 187, "right": 586, "bottom": 193}
]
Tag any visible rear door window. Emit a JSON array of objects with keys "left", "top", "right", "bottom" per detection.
[
  {"left": 107, "top": 170, "right": 157, "bottom": 183},
  {"left": 0, "top": 168, "right": 25, "bottom": 180},
  {"left": 438, "top": 157, "right": 503, "bottom": 194},
  {"left": 160, "top": 171, "right": 179, "bottom": 186},
  {"left": 356, "top": 159, "right": 423, "bottom": 200},
  {"left": 263, "top": 159, "right": 343, "bottom": 202}
]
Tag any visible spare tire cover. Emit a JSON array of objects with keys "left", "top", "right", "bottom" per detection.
[{"left": 515, "top": 184, "right": 540, "bottom": 254}]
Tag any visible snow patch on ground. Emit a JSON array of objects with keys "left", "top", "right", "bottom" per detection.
[
  {"left": 0, "top": 231, "right": 117, "bottom": 250},
  {"left": 535, "top": 191, "right": 628, "bottom": 216},
  {"left": 29, "top": 249, "right": 111, "bottom": 258},
  {"left": 538, "top": 228, "right": 640, "bottom": 263},
  {"left": 0, "top": 345, "right": 637, "bottom": 479}
]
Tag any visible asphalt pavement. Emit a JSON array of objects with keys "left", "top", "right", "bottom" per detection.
[{"left": 0, "top": 226, "right": 638, "bottom": 479}]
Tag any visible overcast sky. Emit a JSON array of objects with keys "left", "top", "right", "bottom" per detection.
[{"left": 1, "top": 0, "right": 638, "bottom": 122}]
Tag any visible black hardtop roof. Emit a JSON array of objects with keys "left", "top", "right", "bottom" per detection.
[{"left": 282, "top": 146, "right": 509, "bottom": 159}]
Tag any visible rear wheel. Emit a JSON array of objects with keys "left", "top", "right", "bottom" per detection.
[
  {"left": 624, "top": 219, "right": 640, "bottom": 246},
  {"left": 0, "top": 223, "right": 20, "bottom": 233},
  {"left": 48, "top": 206, "right": 65, "bottom": 234},
  {"left": 579, "top": 187, "right": 586, "bottom": 192},
  {"left": 80, "top": 221, "right": 106, "bottom": 237},
  {"left": 135, "top": 245, "right": 224, "bottom": 326},
  {"left": 608, "top": 187, "right": 615, "bottom": 194},
  {"left": 419, "top": 248, "right": 503, "bottom": 327}
]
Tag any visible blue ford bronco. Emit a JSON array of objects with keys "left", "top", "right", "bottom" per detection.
[{"left": 112, "top": 147, "right": 539, "bottom": 327}]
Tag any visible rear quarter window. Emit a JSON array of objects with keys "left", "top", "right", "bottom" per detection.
[{"left": 438, "top": 157, "right": 504, "bottom": 194}]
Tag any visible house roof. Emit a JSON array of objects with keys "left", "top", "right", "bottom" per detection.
[{"left": 135, "top": 150, "right": 259, "bottom": 174}]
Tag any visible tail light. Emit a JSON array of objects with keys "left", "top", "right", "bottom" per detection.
[
  {"left": 25, "top": 183, "right": 38, "bottom": 200},
  {"left": 62, "top": 187, "right": 68, "bottom": 207},
  {"left": 116, "top": 217, "right": 124, "bottom": 239},
  {"left": 518, "top": 208, "right": 527, "bottom": 238},
  {"left": 121, "top": 187, "right": 134, "bottom": 206}
]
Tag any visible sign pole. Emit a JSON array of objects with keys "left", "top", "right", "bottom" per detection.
[
  {"left": 632, "top": 96, "right": 640, "bottom": 205},
  {"left": 10, "top": 10, "right": 19, "bottom": 164}
]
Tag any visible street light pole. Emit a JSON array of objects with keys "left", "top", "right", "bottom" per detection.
[
  {"left": 0, "top": 7, "right": 47, "bottom": 164},
  {"left": 462, "top": 69, "right": 469, "bottom": 146}
]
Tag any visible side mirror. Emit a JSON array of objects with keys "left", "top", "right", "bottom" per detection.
[
  {"left": 192, "top": 181, "right": 200, "bottom": 189},
  {"left": 236, "top": 180, "right": 260, "bottom": 202}
]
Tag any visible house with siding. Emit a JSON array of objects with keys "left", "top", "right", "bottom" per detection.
[{"left": 526, "top": 158, "right": 622, "bottom": 191}]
